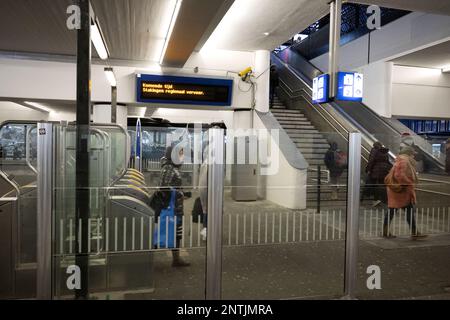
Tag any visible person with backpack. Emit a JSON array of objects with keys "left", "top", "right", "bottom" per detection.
[
  {"left": 324, "top": 142, "right": 346, "bottom": 200},
  {"left": 384, "top": 146, "right": 427, "bottom": 240}
]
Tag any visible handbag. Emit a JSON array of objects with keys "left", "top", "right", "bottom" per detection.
[{"left": 153, "top": 189, "right": 179, "bottom": 249}]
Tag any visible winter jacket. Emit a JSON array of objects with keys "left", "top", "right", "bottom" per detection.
[
  {"left": 159, "top": 157, "right": 184, "bottom": 217},
  {"left": 324, "top": 148, "right": 344, "bottom": 178},
  {"left": 387, "top": 155, "right": 418, "bottom": 209},
  {"left": 367, "top": 147, "right": 392, "bottom": 181}
]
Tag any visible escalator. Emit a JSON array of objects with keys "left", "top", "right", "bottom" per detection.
[{"left": 272, "top": 47, "right": 446, "bottom": 173}]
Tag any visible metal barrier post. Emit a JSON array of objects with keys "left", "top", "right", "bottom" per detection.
[
  {"left": 317, "top": 165, "right": 321, "bottom": 213},
  {"left": 206, "top": 127, "right": 225, "bottom": 300},
  {"left": 343, "top": 132, "right": 361, "bottom": 299},
  {"left": 37, "top": 122, "right": 53, "bottom": 300}
]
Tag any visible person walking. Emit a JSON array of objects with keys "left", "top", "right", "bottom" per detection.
[
  {"left": 384, "top": 146, "right": 427, "bottom": 239},
  {"left": 446, "top": 138, "right": 450, "bottom": 175},
  {"left": 269, "top": 65, "right": 279, "bottom": 108},
  {"left": 324, "top": 142, "right": 346, "bottom": 200},
  {"left": 364, "top": 141, "right": 382, "bottom": 201},
  {"left": 158, "top": 144, "right": 190, "bottom": 267},
  {"left": 368, "top": 145, "right": 392, "bottom": 207}
]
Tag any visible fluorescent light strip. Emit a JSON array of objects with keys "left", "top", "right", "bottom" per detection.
[
  {"left": 91, "top": 22, "right": 109, "bottom": 60},
  {"left": 24, "top": 101, "right": 51, "bottom": 113},
  {"left": 104, "top": 68, "right": 117, "bottom": 87},
  {"left": 442, "top": 66, "right": 450, "bottom": 73},
  {"left": 159, "top": 0, "right": 183, "bottom": 65}
]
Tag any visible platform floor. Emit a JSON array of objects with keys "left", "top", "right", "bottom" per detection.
[{"left": 90, "top": 192, "right": 450, "bottom": 300}]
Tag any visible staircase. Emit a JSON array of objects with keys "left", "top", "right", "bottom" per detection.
[{"left": 270, "top": 96, "right": 348, "bottom": 209}]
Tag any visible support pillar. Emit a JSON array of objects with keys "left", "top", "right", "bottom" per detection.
[
  {"left": 328, "top": 0, "right": 342, "bottom": 99},
  {"left": 75, "top": 0, "right": 91, "bottom": 300}
]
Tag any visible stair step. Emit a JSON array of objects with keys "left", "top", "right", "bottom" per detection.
[
  {"left": 276, "top": 118, "right": 309, "bottom": 123},
  {"left": 281, "top": 125, "right": 316, "bottom": 130},
  {"left": 273, "top": 113, "right": 306, "bottom": 118},
  {"left": 271, "top": 109, "right": 303, "bottom": 115},
  {"left": 296, "top": 144, "right": 330, "bottom": 149},
  {"left": 299, "top": 150, "right": 328, "bottom": 156},
  {"left": 302, "top": 154, "right": 327, "bottom": 160},
  {"left": 286, "top": 130, "right": 320, "bottom": 135},
  {"left": 292, "top": 138, "right": 328, "bottom": 143}
]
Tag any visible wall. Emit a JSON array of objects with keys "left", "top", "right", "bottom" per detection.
[
  {"left": 253, "top": 112, "right": 307, "bottom": 209},
  {"left": 0, "top": 50, "right": 258, "bottom": 109},
  {"left": 311, "top": 12, "right": 450, "bottom": 72},
  {"left": 355, "top": 61, "right": 393, "bottom": 118},
  {"left": 391, "top": 66, "right": 450, "bottom": 118},
  {"left": 0, "top": 101, "right": 47, "bottom": 122}
]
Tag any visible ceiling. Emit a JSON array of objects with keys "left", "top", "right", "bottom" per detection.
[
  {"left": 390, "top": 40, "right": 450, "bottom": 69},
  {"left": 350, "top": 0, "right": 450, "bottom": 16},
  {"left": 203, "top": 0, "right": 331, "bottom": 51},
  {"left": 0, "top": 0, "right": 231, "bottom": 65}
]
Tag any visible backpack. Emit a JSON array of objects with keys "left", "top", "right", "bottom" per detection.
[{"left": 334, "top": 150, "right": 347, "bottom": 168}]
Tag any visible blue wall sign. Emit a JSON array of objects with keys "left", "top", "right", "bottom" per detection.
[
  {"left": 136, "top": 74, "right": 233, "bottom": 106},
  {"left": 336, "top": 72, "right": 363, "bottom": 101},
  {"left": 312, "top": 74, "right": 330, "bottom": 104}
]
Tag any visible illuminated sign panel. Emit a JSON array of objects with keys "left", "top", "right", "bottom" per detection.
[
  {"left": 336, "top": 72, "right": 363, "bottom": 102},
  {"left": 312, "top": 74, "right": 330, "bottom": 104},
  {"left": 136, "top": 74, "right": 233, "bottom": 106}
]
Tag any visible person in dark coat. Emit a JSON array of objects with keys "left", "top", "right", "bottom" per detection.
[
  {"left": 368, "top": 146, "right": 392, "bottom": 206},
  {"left": 446, "top": 138, "right": 450, "bottom": 175},
  {"left": 158, "top": 144, "right": 190, "bottom": 267},
  {"left": 364, "top": 142, "right": 382, "bottom": 200},
  {"left": 324, "top": 142, "right": 345, "bottom": 200},
  {"left": 269, "top": 65, "right": 279, "bottom": 107}
]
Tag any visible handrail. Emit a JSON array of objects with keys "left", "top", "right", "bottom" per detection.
[{"left": 25, "top": 126, "right": 38, "bottom": 175}]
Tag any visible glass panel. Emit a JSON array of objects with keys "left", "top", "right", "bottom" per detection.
[
  {"left": 222, "top": 131, "right": 348, "bottom": 299},
  {"left": 0, "top": 122, "right": 38, "bottom": 299},
  {"left": 52, "top": 123, "right": 212, "bottom": 300},
  {"left": 357, "top": 134, "right": 450, "bottom": 299}
]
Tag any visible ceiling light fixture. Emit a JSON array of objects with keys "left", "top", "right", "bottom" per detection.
[
  {"left": 263, "top": 32, "right": 270, "bottom": 36},
  {"left": 104, "top": 67, "right": 117, "bottom": 87},
  {"left": 159, "top": 0, "right": 183, "bottom": 65},
  {"left": 91, "top": 18, "right": 109, "bottom": 60},
  {"left": 24, "top": 101, "right": 51, "bottom": 113},
  {"left": 442, "top": 66, "right": 450, "bottom": 73}
]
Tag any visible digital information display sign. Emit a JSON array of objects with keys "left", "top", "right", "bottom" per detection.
[
  {"left": 336, "top": 72, "right": 363, "bottom": 101},
  {"left": 136, "top": 74, "right": 233, "bottom": 106},
  {"left": 312, "top": 74, "right": 330, "bottom": 104}
]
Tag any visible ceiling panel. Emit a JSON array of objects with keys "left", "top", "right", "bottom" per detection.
[{"left": 391, "top": 40, "right": 450, "bottom": 69}]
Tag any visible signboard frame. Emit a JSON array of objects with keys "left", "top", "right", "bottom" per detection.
[
  {"left": 136, "top": 74, "right": 233, "bottom": 106},
  {"left": 336, "top": 72, "right": 364, "bottom": 102},
  {"left": 312, "top": 73, "right": 330, "bottom": 104}
]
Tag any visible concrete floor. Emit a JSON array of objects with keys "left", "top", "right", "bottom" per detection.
[{"left": 91, "top": 190, "right": 450, "bottom": 300}]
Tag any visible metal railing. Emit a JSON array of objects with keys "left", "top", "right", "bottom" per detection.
[{"left": 53, "top": 206, "right": 450, "bottom": 256}]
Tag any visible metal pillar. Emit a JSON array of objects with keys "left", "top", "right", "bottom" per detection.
[
  {"left": 111, "top": 86, "right": 117, "bottom": 123},
  {"left": 75, "top": 0, "right": 91, "bottom": 300},
  {"left": 206, "top": 128, "right": 225, "bottom": 300},
  {"left": 36, "top": 123, "right": 53, "bottom": 300},
  {"left": 343, "top": 132, "right": 361, "bottom": 299},
  {"left": 328, "top": 0, "right": 342, "bottom": 98}
]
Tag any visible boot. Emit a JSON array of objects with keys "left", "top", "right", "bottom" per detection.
[
  {"left": 411, "top": 231, "right": 428, "bottom": 240},
  {"left": 382, "top": 225, "right": 396, "bottom": 238},
  {"left": 172, "top": 250, "right": 190, "bottom": 267}
]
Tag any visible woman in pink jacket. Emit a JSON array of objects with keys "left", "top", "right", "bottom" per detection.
[{"left": 384, "top": 146, "right": 427, "bottom": 239}]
